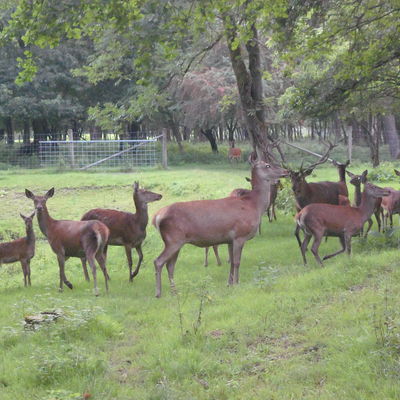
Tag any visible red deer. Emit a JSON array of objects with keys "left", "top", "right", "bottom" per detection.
[
  {"left": 25, "top": 188, "right": 110, "bottom": 296},
  {"left": 347, "top": 170, "right": 382, "bottom": 235},
  {"left": 0, "top": 212, "right": 35, "bottom": 287},
  {"left": 379, "top": 169, "right": 400, "bottom": 231},
  {"left": 338, "top": 195, "right": 350, "bottom": 206},
  {"left": 288, "top": 143, "right": 350, "bottom": 247},
  {"left": 228, "top": 147, "right": 242, "bottom": 162},
  {"left": 204, "top": 187, "right": 251, "bottom": 267},
  {"left": 152, "top": 161, "right": 288, "bottom": 297},
  {"left": 296, "top": 180, "right": 389, "bottom": 265},
  {"left": 81, "top": 182, "right": 162, "bottom": 281}
]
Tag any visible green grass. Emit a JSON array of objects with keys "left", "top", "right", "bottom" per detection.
[{"left": 0, "top": 164, "right": 400, "bottom": 399}]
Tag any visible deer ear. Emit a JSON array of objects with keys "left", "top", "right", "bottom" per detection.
[
  {"left": 394, "top": 169, "right": 400, "bottom": 176},
  {"left": 133, "top": 181, "right": 139, "bottom": 191},
  {"left": 361, "top": 170, "right": 368, "bottom": 183},
  {"left": 29, "top": 211, "right": 36, "bottom": 219},
  {"left": 346, "top": 170, "right": 355, "bottom": 179},
  {"left": 20, "top": 213, "right": 26, "bottom": 221},
  {"left": 245, "top": 177, "right": 251, "bottom": 182},
  {"left": 46, "top": 188, "right": 55, "bottom": 199},
  {"left": 25, "top": 189, "right": 34, "bottom": 199}
]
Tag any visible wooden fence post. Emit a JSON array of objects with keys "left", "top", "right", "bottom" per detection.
[
  {"left": 162, "top": 129, "right": 168, "bottom": 169},
  {"left": 68, "top": 129, "right": 75, "bottom": 168}
]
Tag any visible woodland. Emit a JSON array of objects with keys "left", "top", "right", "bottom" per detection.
[{"left": 0, "top": 0, "right": 398, "bottom": 165}]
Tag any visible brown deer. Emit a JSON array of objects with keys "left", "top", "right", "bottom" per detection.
[
  {"left": 296, "top": 180, "right": 389, "bottom": 265},
  {"left": 289, "top": 143, "right": 350, "bottom": 247},
  {"left": 203, "top": 187, "right": 251, "bottom": 267},
  {"left": 379, "top": 169, "right": 400, "bottom": 231},
  {"left": 81, "top": 181, "right": 162, "bottom": 281},
  {"left": 228, "top": 147, "right": 242, "bottom": 162},
  {"left": 152, "top": 161, "right": 288, "bottom": 297},
  {"left": 25, "top": 188, "right": 110, "bottom": 295},
  {"left": 347, "top": 170, "right": 382, "bottom": 235},
  {"left": 0, "top": 212, "right": 35, "bottom": 287}
]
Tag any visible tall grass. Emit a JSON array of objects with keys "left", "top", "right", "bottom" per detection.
[{"left": 0, "top": 163, "right": 399, "bottom": 399}]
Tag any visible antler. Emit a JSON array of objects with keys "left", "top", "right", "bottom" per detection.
[{"left": 305, "top": 141, "right": 337, "bottom": 172}]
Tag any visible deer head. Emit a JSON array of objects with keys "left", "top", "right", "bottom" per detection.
[
  {"left": 20, "top": 211, "right": 35, "bottom": 228},
  {"left": 347, "top": 170, "right": 368, "bottom": 187},
  {"left": 133, "top": 181, "right": 162, "bottom": 204},
  {"left": 25, "top": 188, "right": 54, "bottom": 210}
]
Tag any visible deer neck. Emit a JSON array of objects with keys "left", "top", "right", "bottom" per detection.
[
  {"left": 359, "top": 192, "right": 378, "bottom": 224},
  {"left": 26, "top": 224, "right": 35, "bottom": 244},
  {"left": 354, "top": 184, "right": 362, "bottom": 206},
  {"left": 134, "top": 196, "right": 149, "bottom": 230},
  {"left": 250, "top": 170, "right": 272, "bottom": 214},
  {"left": 338, "top": 166, "right": 346, "bottom": 183},
  {"left": 36, "top": 205, "right": 55, "bottom": 238}
]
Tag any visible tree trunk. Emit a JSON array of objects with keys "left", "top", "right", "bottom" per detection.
[
  {"left": 382, "top": 114, "right": 399, "bottom": 159},
  {"left": 23, "top": 120, "right": 30, "bottom": 144},
  {"left": 224, "top": 19, "right": 274, "bottom": 162},
  {"left": 169, "top": 120, "right": 183, "bottom": 152},
  {"left": 362, "top": 115, "right": 380, "bottom": 167},
  {"left": 201, "top": 128, "right": 218, "bottom": 153},
  {"left": 5, "top": 117, "right": 14, "bottom": 146}
]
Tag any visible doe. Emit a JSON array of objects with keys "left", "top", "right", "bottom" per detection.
[
  {"left": 0, "top": 212, "right": 35, "bottom": 287},
  {"left": 25, "top": 188, "right": 110, "bottom": 295}
]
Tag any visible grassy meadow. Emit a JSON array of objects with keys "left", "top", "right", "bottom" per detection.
[{"left": 0, "top": 162, "right": 400, "bottom": 399}]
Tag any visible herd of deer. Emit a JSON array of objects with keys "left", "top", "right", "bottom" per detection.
[{"left": 1, "top": 145, "right": 400, "bottom": 297}]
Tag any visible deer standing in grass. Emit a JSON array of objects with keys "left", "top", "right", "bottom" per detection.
[
  {"left": 288, "top": 143, "right": 350, "bottom": 247},
  {"left": 380, "top": 169, "right": 400, "bottom": 231},
  {"left": 25, "top": 188, "right": 110, "bottom": 295},
  {"left": 347, "top": 170, "right": 382, "bottom": 235},
  {"left": 0, "top": 212, "right": 35, "bottom": 287},
  {"left": 152, "top": 161, "right": 288, "bottom": 297},
  {"left": 296, "top": 177, "right": 389, "bottom": 265},
  {"left": 81, "top": 182, "right": 162, "bottom": 281}
]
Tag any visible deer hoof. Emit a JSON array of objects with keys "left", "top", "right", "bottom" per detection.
[{"left": 65, "top": 281, "right": 73, "bottom": 289}]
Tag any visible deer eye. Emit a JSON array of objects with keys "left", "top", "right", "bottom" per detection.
[{"left": 265, "top": 164, "right": 271, "bottom": 168}]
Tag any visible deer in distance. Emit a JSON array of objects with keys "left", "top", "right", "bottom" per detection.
[
  {"left": 152, "top": 160, "right": 288, "bottom": 298},
  {"left": 81, "top": 181, "right": 162, "bottom": 281},
  {"left": 380, "top": 169, "right": 400, "bottom": 231},
  {"left": 25, "top": 188, "right": 110, "bottom": 296},
  {"left": 295, "top": 176, "right": 390, "bottom": 265},
  {"left": 0, "top": 212, "right": 35, "bottom": 287},
  {"left": 346, "top": 170, "right": 382, "bottom": 235}
]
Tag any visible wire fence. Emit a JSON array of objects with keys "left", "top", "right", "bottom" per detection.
[{"left": 39, "top": 137, "right": 161, "bottom": 170}]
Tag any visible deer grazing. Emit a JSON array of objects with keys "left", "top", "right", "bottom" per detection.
[
  {"left": 347, "top": 170, "right": 382, "bottom": 235},
  {"left": 152, "top": 160, "right": 288, "bottom": 297},
  {"left": 0, "top": 212, "right": 35, "bottom": 287},
  {"left": 296, "top": 178, "right": 389, "bottom": 265},
  {"left": 25, "top": 188, "right": 110, "bottom": 296},
  {"left": 81, "top": 182, "right": 162, "bottom": 281}
]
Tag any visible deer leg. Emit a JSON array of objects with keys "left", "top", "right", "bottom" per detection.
[
  {"left": 166, "top": 250, "right": 180, "bottom": 294},
  {"left": 323, "top": 236, "right": 346, "bottom": 261},
  {"left": 57, "top": 254, "right": 73, "bottom": 290},
  {"left": 130, "top": 244, "right": 143, "bottom": 280},
  {"left": 212, "top": 245, "right": 222, "bottom": 266},
  {"left": 310, "top": 234, "right": 324, "bottom": 266},
  {"left": 80, "top": 257, "right": 91, "bottom": 282},
  {"left": 390, "top": 212, "right": 394, "bottom": 229},
  {"left": 20, "top": 260, "right": 27, "bottom": 287},
  {"left": 231, "top": 240, "right": 245, "bottom": 284},
  {"left": 154, "top": 243, "right": 182, "bottom": 298},
  {"left": 27, "top": 259, "right": 31, "bottom": 286},
  {"left": 95, "top": 252, "right": 109, "bottom": 293},
  {"left": 204, "top": 247, "right": 209, "bottom": 267},
  {"left": 124, "top": 245, "right": 133, "bottom": 281},
  {"left": 86, "top": 255, "right": 99, "bottom": 296},
  {"left": 364, "top": 218, "right": 373, "bottom": 237},
  {"left": 300, "top": 233, "right": 312, "bottom": 265},
  {"left": 294, "top": 224, "right": 302, "bottom": 248},
  {"left": 375, "top": 209, "right": 381, "bottom": 232},
  {"left": 345, "top": 234, "right": 352, "bottom": 255},
  {"left": 228, "top": 243, "right": 234, "bottom": 285},
  {"left": 273, "top": 203, "right": 277, "bottom": 221}
]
